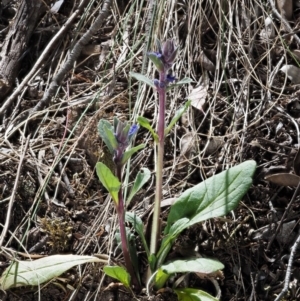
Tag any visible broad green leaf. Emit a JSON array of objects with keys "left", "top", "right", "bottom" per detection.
[
  {"left": 130, "top": 72, "right": 155, "bottom": 88},
  {"left": 137, "top": 116, "right": 158, "bottom": 142},
  {"left": 155, "top": 258, "right": 223, "bottom": 289},
  {"left": 167, "top": 77, "right": 194, "bottom": 91},
  {"left": 125, "top": 212, "right": 150, "bottom": 256},
  {"left": 96, "top": 162, "right": 121, "bottom": 204},
  {"left": 175, "top": 288, "right": 219, "bottom": 301},
  {"left": 98, "top": 120, "right": 117, "bottom": 154},
  {"left": 165, "top": 160, "right": 256, "bottom": 234},
  {"left": 127, "top": 168, "right": 151, "bottom": 205},
  {"left": 165, "top": 101, "right": 191, "bottom": 135},
  {"left": 121, "top": 144, "right": 146, "bottom": 165},
  {"left": 161, "top": 258, "right": 223, "bottom": 275},
  {"left": 0, "top": 255, "right": 106, "bottom": 290},
  {"left": 103, "top": 266, "right": 131, "bottom": 288}
]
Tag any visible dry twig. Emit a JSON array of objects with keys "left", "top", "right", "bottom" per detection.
[{"left": 0, "top": 135, "right": 30, "bottom": 247}]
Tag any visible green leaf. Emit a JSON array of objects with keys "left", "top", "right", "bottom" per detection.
[
  {"left": 162, "top": 258, "right": 223, "bottom": 275},
  {"left": 148, "top": 254, "right": 157, "bottom": 272},
  {"left": 137, "top": 116, "right": 158, "bottom": 142},
  {"left": 167, "top": 77, "right": 194, "bottom": 91},
  {"left": 156, "top": 161, "right": 256, "bottom": 269},
  {"left": 115, "top": 228, "right": 141, "bottom": 286},
  {"left": 127, "top": 168, "right": 151, "bottom": 205},
  {"left": 96, "top": 162, "right": 121, "bottom": 204},
  {"left": 155, "top": 258, "right": 223, "bottom": 290},
  {"left": 0, "top": 255, "right": 107, "bottom": 290},
  {"left": 98, "top": 119, "right": 118, "bottom": 154},
  {"left": 129, "top": 72, "right": 155, "bottom": 88},
  {"left": 162, "top": 218, "right": 190, "bottom": 247},
  {"left": 121, "top": 144, "right": 146, "bottom": 165},
  {"left": 113, "top": 227, "right": 140, "bottom": 285},
  {"left": 103, "top": 266, "right": 131, "bottom": 288},
  {"left": 125, "top": 212, "right": 150, "bottom": 257},
  {"left": 147, "top": 53, "right": 164, "bottom": 72},
  {"left": 114, "top": 227, "right": 134, "bottom": 251},
  {"left": 165, "top": 160, "right": 256, "bottom": 234},
  {"left": 126, "top": 233, "right": 141, "bottom": 286},
  {"left": 156, "top": 218, "right": 189, "bottom": 268},
  {"left": 165, "top": 101, "right": 191, "bottom": 135},
  {"left": 175, "top": 288, "right": 219, "bottom": 301},
  {"left": 154, "top": 268, "right": 169, "bottom": 290}
]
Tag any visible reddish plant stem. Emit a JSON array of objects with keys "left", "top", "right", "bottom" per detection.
[{"left": 116, "top": 166, "right": 139, "bottom": 288}]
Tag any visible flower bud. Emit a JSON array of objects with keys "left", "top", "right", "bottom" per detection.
[
  {"left": 162, "top": 40, "right": 177, "bottom": 66},
  {"left": 148, "top": 39, "right": 177, "bottom": 72},
  {"left": 113, "top": 119, "right": 139, "bottom": 165}
]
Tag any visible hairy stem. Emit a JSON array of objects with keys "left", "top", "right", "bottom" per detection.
[{"left": 150, "top": 72, "right": 166, "bottom": 259}]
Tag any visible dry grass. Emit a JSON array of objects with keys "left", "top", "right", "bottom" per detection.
[{"left": 1, "top": 0, "right": 300, "bottom": 300}]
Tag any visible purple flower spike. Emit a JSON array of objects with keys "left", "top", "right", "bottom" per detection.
[{"left": 148, "top": 39, "right": 177, "bottom": 72}]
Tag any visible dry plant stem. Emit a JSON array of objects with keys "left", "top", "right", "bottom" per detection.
[
  {"left": 0, "top": 0, "right": 90, "bottom": 116},
  {"left": 0, "top": 135, "right": 30, "bottom": 247},
  {"left": 51, "top": 84, "right": 75, "bottom": 198},
  {"left": 31, "top": 0, "right": 112, "bottom": 115},
  {"left": 116, "top": 166, "right": 139, "bottom": 289},
  {"left": 51, "top": 145, "right": 75, "bottom": 197},
  {"left": 150, "top": 71, "right": 166, "bottom": 257},
  {"left": 274, "top": 231, "right": 300, "bottom": 301},
  {"left": 29, "top": 148, "right": 50, "bottom": 204}
]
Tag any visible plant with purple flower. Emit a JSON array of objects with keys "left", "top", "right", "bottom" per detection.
[
  {"left": 96, "top": 117, "right": 145, "bottom": 289},
  {"left": 96, "top": 39, "right": 256, "bottom": 299}
]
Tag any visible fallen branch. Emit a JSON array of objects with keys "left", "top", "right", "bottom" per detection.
[
  {"left": 0, "top": 135, "right": 30, "bottom": 247},
  {"left": 0, "top": 0, "right": 50, "bottom": 100},
  {"left": 0, "top": 0, "right": 89, "bottom": 116}
]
